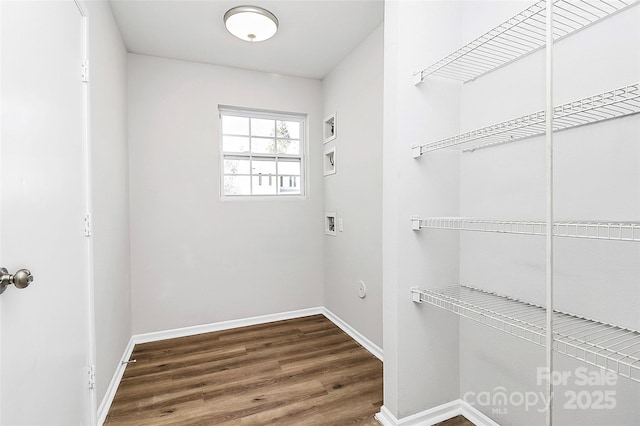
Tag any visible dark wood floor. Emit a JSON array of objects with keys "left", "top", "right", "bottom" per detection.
[
  {"left": 104, "top": 315, "right": 383, "bottom": 425},
  {"left": 437, "top": 415, "right": 475, "bottom": 426}
]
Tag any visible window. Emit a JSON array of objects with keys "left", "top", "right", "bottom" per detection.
[{"left": 220, "top": 107, "right": 305, "bottom": 198}]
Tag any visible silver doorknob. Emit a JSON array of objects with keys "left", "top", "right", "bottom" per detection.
[{"left": 0, "top": 267, "right": 34, "bottom": 294}]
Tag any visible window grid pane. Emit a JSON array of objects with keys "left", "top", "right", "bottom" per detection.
[{"left": 221, "top": 111, "right": 304, "bottom": 197}]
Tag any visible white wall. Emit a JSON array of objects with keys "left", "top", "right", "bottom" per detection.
[
  {"left": 382, "top": 0, "right": 463, "bottom": 419},
  {"left": 86, "top": 0, "right": 131, "bottom": 405},
  {"left": 454, "top": 4, "right": 547, "bottom": 422},
  {"left": 128, "top": 54, "right": 324, "bottom": 334},
  {"left": 384, "top": 0, "right": 640, "bottom": 424},
  {"left": 458, "top": 3, "right": 640, "bottom": 425},
  {"left": 322, "top": 24, "right": 383, "bottom": 348}
]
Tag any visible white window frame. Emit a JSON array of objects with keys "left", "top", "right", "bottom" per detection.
[{"left": 219, "top": 106, "right": 307, "bottom": 200}]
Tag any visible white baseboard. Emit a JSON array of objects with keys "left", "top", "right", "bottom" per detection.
[
  {"left": 375, "top": 401, "right": 460, "bottom": 426},
  {"left": 131, "top": 307, "right": 324, "bottom": 344},
  {"left": 375, "top": 400, "right": 499, "bottom": 426},
  {"left": 97, "top": 336, "right": 135, "bottom": 426},
  {"left": 321, "top": 307, "right": 383, "bottom": 361},
  {"left": 459, "top": 400, "right": 500, "bottom": 426},
  {"left": 97, "top": 306, "right": 381, "bottom": 425}
]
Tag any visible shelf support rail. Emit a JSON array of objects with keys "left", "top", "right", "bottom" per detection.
[
  {"left": 411, "top": 82, "right": 639, "bottom": 156},
  {"left": 411, "top": 218, "right": 640, "bottom": 242},
  {"left": 411, "top": 285, "right": 640, "bottom": 383},
  {"left": 545, "top": 0, "right": 554, "bottom": 423},
  {"left": 413, "top": 0, "right": 640, "bottom": 85},
  {"left": 413, "top": 1, "right": 547, "bottom": 84}
]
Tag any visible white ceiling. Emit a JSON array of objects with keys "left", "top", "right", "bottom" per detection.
[{"left": 108, "top": 0, "right": 384, "bottom": 80}]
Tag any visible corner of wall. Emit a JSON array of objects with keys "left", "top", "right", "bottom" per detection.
[
  {"left": 86, "top": 0, "right": 133, "bottom": 406},
  {"left": 321, "top": 23, "right": 384, "bottom": 350}
]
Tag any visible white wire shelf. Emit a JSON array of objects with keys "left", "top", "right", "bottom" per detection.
[
  {"left": 414, "top": 0, "right": 639, "bottom": 84},
  {"left": 411, "top": 217, "right": 640, "bottom": 242},
  {"left": 411, "top": 285, "right": 640, "bottom": 382},
  {"left": 412, "top": 83, "right": 640, "bottom": 156}
]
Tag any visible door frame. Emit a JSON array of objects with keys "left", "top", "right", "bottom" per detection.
[
  {"left": 0, "top": 0, "right": 3, "bottom": 416},
  {"left": 75, "top": 0, "right": 99, "bottom": 423}
]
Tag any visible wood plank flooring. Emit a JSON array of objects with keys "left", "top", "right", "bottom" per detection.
[
  {"left": 436, "top": 415, "right": 475, "bottom": 426},
  {"left": 104, "top": 315, "right": 383, "bottom": 425}
]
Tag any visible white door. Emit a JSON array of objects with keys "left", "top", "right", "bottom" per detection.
[{"left": 1, "top": 1, "right": 94, "bottom": 425}]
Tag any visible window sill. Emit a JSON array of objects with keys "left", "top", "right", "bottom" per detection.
[{"left": 220, "top": 194, "right": 307, "bottom": 202}]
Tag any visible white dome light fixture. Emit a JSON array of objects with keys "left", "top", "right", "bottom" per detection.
[{"left": 224, "top": 6, "right": 279, "bottom": 43}]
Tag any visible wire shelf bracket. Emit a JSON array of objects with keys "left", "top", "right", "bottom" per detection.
[
  {"left": 413, "top": 0, "right": 640, "bottom": 85},
  {"left": 412, "top": 83, "right": 640, "bottom": 156},
  {"left": 411, "top": 285, "right": 640, "bottom": 383}
]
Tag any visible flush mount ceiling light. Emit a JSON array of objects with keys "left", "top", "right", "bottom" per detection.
[{"left": 224, "top": 6, "right": 279, "bottom": 42}]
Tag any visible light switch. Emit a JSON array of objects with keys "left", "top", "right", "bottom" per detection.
[{"left": 338, "top": 218, "right": 344, "bottom": 232}]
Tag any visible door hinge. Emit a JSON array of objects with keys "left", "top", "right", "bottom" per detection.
[
  {"left": 88, "top": 365, "right": 96, "bottom": 390},
  {"left": 81, "top": 59, "right": 89, "bottom": 83},
  {"left": 84, "top": 213, "right": 92, "bottom": 237}
]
